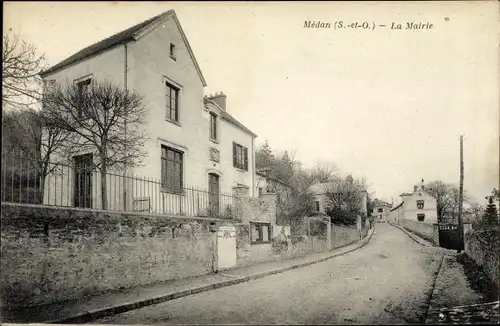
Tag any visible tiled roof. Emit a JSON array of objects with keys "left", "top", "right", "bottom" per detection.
[
  {"left": 40, "top": 10, "right": 207, "bottom": 86},
  {"left": 390, "top": 201, "right": 404, "bottom": 211},
  {"left": 204, "top": 100, "right": 257, "bottom": 137}
]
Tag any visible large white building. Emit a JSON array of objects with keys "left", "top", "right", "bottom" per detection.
[
  {"left": 40, "top": 10, "right": 257, "bottom": 216},
  {"left": 390, "top": 180, "right": 438, "bottom": 225}
]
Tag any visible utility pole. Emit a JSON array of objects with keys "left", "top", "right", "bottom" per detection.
[{"left": 457, "top": 135, "right": 464, "bottom": 253}]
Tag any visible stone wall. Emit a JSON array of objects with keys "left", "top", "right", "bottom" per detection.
[
  {"left": 1, "top": 204, "right": 214, "bottom": 307},
  {"left": 332, "top": 225, "right": 362, "bottom": 248},
  {"left": 401, "top": 219, "right": 439, "bottom": 245},
  {"left": 234, "top": 191, "right": 276, "bottom": 225},
  {"left": 465, "top": 228, "right": 499, "bottom": 287}
]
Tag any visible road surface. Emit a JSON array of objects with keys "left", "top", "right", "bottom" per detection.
[{"left": 95, "top": 223, "right": 444, "bottom": 324}]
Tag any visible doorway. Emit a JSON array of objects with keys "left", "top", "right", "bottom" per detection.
[
  {"left": 208, "top": 173, "right": 220, "bottom": 216},
  {"left": 74, "top": 153, "right": 93, "bottom": 208}
]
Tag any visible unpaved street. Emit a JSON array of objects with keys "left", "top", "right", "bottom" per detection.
[{"left": 95, "top": 224, "right": 445, "bottom": 324}]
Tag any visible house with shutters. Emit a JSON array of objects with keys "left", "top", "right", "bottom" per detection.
[
  {"left": 371, "top": 198, "right": 392, "bottom": 223},
  {"left": 39, "top": 9, "right": 257, "bottom": 215},
  {"left": 389, "top": 180, "right": 438, "bottom": 225}
]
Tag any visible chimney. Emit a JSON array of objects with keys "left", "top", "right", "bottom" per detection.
[{"left": 206, "top": 91, "right": 227, "bottom": 111}]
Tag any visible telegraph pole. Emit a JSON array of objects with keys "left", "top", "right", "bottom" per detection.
[{"left": 457, "top": 135, "right": 464, "bottom": 253}]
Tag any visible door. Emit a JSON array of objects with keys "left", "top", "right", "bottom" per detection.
[
  {"left": 208, "top": 173, "right": 220, "bottom": 216},
  {"left": 74, "top": 153, "right": 93, "bottom": 208}
]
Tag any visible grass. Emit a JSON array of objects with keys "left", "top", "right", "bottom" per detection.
[{"left": 457, "top": 253, "right": 499, "bottom": 303}]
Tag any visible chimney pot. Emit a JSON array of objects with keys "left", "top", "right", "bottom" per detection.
[{"left": 208, "top": 91, "right": 227, "bottom": 110}]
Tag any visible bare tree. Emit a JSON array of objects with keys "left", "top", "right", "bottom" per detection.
[
  {"left": 42, "top": 80, "right": 149, "bottom": 209},
  {"left": 2, "top": 108, "right": 74, "bottom": 203},
  {"left": 309, "top": 162, "right": 338, "bottom": 183},
  {"left": 425, "top": 180, "right": 468, "bottom": 222},
  {"left": 2, "top": 32, "right": 44, "bottom": 110},
  {"left": 324, "top": 175, "right": 367, "bottom": 225}
]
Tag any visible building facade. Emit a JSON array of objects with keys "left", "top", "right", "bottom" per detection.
[
  {"left": 389, "top": 181, "right": 438, "bottom": 225},
  {"left": 372, "top": 199, "right": 392, "bottom": 223},
  {"left": 39, "top": 10, "right": 257, "bottom": 215}
]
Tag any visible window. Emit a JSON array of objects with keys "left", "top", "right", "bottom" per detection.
[
  {"left": 315, "top": 201, "right": 320, "bottom": 212},
  {"left": 76, "top": 78, "right": 92, "bottom": 118},
  {"left": 417, "top": 200, "right": 424, "bottom": 209},
  {"left": 166, "top": 82, "right": 179, "bottom": 122},
  {"left": 417, "top": 214, "right": 425, "bottom": 222},
  {"left": 77, "top": 78, "right": 92, "bottom": 94},
  {"left": 210, "top": 112, "right": 217, "bottom": 140},
  {"left": 250, "top": 222, "right": 271, "bottom": 244},
  {"left": 161, "top": 145, "right": 183, "bottom": 193},
  {"left": 169, "top": 43, "right": 176, "bottom": 59},
  {"left": 233, "top": 142, "right": 248, "bottom": 171},
  {"left": 377, "top": 208, "right": 383, "bottom": 213}
]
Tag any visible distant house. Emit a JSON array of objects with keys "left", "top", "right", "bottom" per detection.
[
  {"left": 254, "top": 168, "right": 292, "bottom": 215},
  {"left": 372, "top": 199, "right": 392, "bottom": 223},
  {"left": 389, "top": 180, "right": 438, "bottom": 225},
  {"left": 308, "top": 182, "right": 368, "bottom": 217},
  {"left": 39, "top": 10, "right": 257, "bottom": 214}
]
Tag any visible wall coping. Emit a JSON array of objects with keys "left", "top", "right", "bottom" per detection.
[{"left": 1, "top": 202, "right": 233, "bottom": 223}]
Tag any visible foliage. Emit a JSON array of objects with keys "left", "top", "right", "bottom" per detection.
[
  {"left": 2, "top": 32, "right": 44, "bottom": 110},
  {"left": 483, "top": 196, "right": 499, "bottom": 227}
]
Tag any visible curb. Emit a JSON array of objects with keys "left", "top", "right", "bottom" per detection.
[
  {"left": 49, "top": 229, "right": 374, "bottom": 324},
  {"left": 423, "top": 252, "right": 446, "bottom": 323},
  {"left": 389, "top": 223, "right": 433, "bottom": 247}
]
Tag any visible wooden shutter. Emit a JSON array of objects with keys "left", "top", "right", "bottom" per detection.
[
  {"left": 233, "top": 142, "right": 237, "bottom": 167},
  {"left": 243, "top": 147, "right": 248, "bottom": 171}
]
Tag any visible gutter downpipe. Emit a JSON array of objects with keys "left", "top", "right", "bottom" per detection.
[{"left": 123, "top": 42, "right": 128, "bottom": 211}]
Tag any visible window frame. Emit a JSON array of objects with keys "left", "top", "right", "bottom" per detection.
[
  {"left": 165, "top": 81, "right": 180, "bottom": 123},
  {"left": 417, "top": 200, "right": 425, "bottom": 209},
  {"left": 377, "top": 208, "right": 383, "bottom": 213},
  {"left": 315, "top": 201, "right": 320, "bottom": 212},
  {"left": 169, "top": 43, "right": 176, "bottom": 60},
  {"left": 417, "top": 213, "right": 425, "bottom": 222},
  {"left": 74, "top": 76, "right": 93, "bottom": 119},
  {"left": 161, "top": 145, "right": 184, "bottom": 194},
  {"left": 209, "top": 112, "right": 217, "bottom": 141},
  {"left": 250, "top": 222, "right": 272, "bottom": 245},
  {"left": 233, "top": 142, "right": 248, "bottom": 171}
]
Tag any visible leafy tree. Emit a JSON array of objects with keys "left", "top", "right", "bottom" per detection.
[
  {"left": 42, "top": 80, "right": 149, "bottom": 209},
  {"left": 483, "top": 195, "right": 499, "bottom": 227},
  {"left": 255, "top": 140, "right": 274, "bottom": 169}
]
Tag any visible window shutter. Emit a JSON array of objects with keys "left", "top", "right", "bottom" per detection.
[
  {"left": 233, "top": 142, "right": 237, "bottom": 167},
  {"left": 244, "top": 147, "right": 248, "bottom": 171}
]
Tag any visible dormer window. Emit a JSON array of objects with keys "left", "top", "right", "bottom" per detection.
[{"left": 170, "top": 43, "right": 176, "bottom": 60}]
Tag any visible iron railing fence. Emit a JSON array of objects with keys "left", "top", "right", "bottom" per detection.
[{"left": 1, "top": 153, "right": 241, "bottom": 219}]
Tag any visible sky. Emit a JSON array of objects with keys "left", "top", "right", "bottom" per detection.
[{"left": 4, "top": 1, "right": 499, "bottom": 204}]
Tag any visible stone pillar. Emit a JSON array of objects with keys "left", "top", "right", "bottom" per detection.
[
  {"left": 232, "top": 185, "right": 249, "bottom": 221},
  {"left": 326, "top": 221, "right": 332, "bottom": 250}
]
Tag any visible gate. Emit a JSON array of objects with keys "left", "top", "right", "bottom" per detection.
[{"left": 438, "top": 224, "right": 461, "bottom": 250}]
